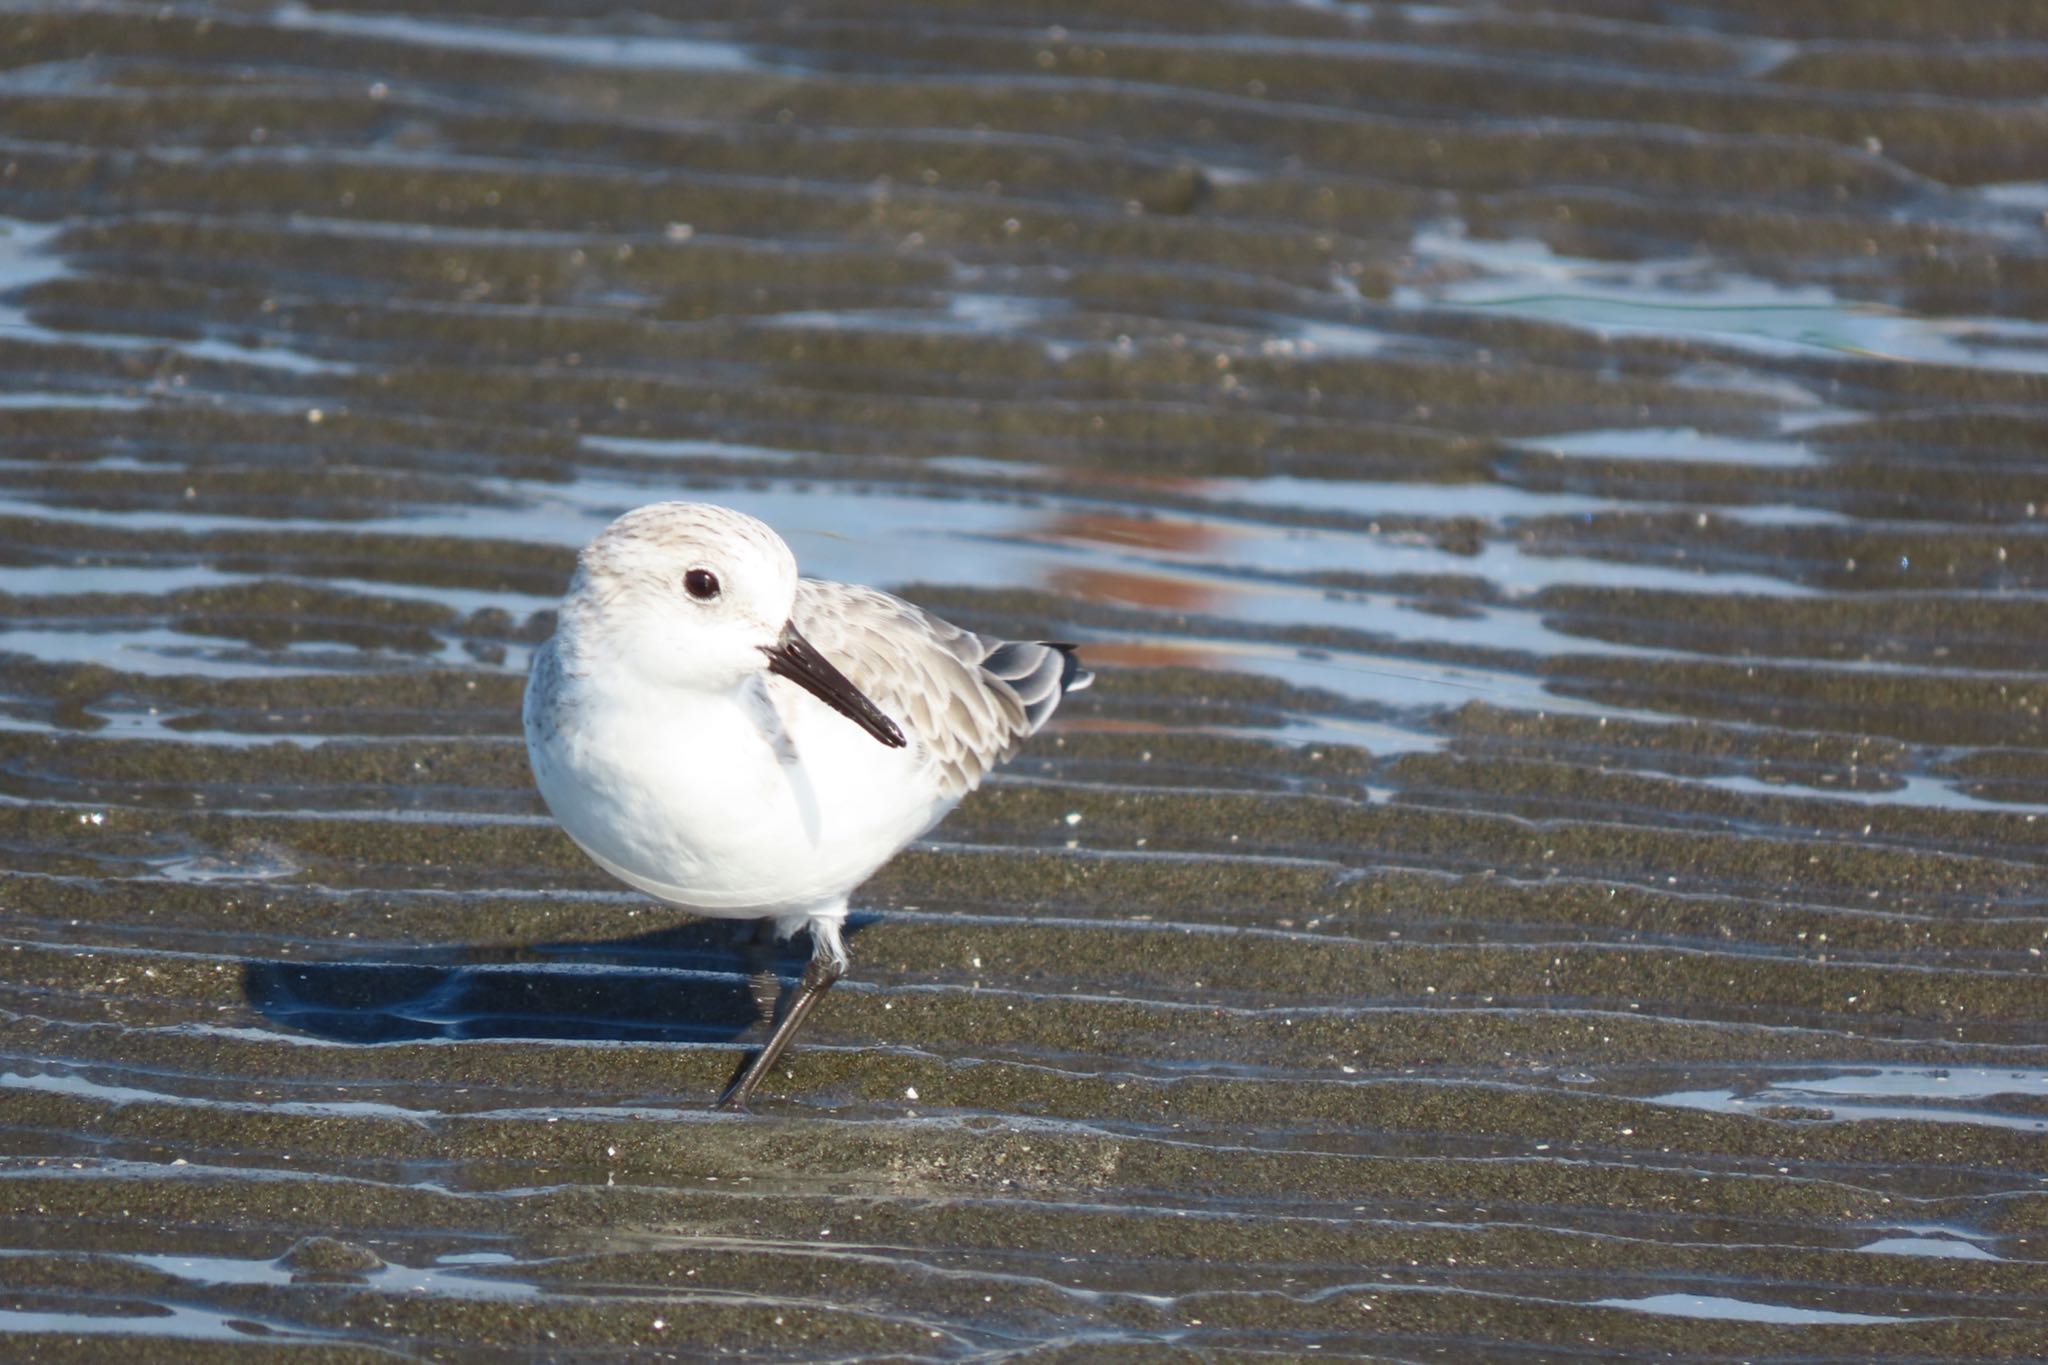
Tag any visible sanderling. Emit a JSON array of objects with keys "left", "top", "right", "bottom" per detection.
[{"left": 524, "top": 501, "right": 1090, "bottom": 1109}]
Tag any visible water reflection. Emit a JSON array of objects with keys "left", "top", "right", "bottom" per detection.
[{"left": 1402, "top": 224, "right": 2048, "bottom": 374}]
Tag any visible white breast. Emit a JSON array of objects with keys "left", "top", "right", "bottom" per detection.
[{"left": 525, "top": 640, "right": 957, "bottom": 919}]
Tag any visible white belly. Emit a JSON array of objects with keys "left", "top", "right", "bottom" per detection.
[{"left": 526, "top": 656, "right": 954, "bottom": 919}]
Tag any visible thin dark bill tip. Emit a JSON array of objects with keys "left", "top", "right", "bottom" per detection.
[{"left": 763, "top": 623, "right": 907, "bottom": 749}]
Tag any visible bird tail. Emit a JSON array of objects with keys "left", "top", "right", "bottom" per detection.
[
  {"left": 983, "top": 640, "right": 1092, "bottom": 732},
  {"left": 1047, "top": 642, "right": 1093, "bottom": 694}
]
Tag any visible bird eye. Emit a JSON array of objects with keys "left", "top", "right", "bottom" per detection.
[{"left": 684, "top": 568, "right": 721, "bottom": 601}]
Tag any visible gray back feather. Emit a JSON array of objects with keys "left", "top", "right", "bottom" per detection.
[{"left": 792, "top": 579, "right": 1091, "bottom": 798}]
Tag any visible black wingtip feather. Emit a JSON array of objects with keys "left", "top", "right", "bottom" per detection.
[
  {"left": 983, "top": 640, "right": 1091, "bottom": 732},
  {"left": 1047, "top": 642, "right": 1093, "bottom": 695}
]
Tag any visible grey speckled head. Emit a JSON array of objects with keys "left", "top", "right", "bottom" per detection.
[
  {"left": 560, "top": 501, "right": 802, "bottom": 685},
  {"left": 576, "top": 502, "right": 796, "bottom": 599}
]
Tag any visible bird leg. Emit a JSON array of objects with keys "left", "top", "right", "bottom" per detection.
[
  {"left": 716, "top": 917, "right": 848, "bottom": 1111},
  {"left": 739, "top": 918, "right": 782, "bottom": 1025}
]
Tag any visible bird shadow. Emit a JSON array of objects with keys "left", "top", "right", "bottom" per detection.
[{"left": 241, "top": 916, "right": 876, "bottom": 1058}]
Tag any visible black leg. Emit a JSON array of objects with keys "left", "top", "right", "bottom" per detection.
[
  {"left": 739, "top": 919, "right": 781, "bottom": 1025},
  {"left": 715, "top": 918, "right": 847, "bottom": 1111}
]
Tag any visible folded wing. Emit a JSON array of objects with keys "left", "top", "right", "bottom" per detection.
[{"left": 792, "top": 579, "right": 1092, "bottom": 798}]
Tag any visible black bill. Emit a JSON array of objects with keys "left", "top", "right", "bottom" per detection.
[{"left": 763, "top": 621, "right": 907, "bottom": 749}]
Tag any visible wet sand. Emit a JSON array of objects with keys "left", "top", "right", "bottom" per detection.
[{"left": 0, "top": 1, "right": 2045, "bottom": 1359}]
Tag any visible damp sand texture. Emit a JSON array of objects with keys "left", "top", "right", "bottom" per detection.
[{"left": 1, "top": 1, "right": 2046, "bottom": 1361}]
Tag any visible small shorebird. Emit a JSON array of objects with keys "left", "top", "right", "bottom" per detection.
[{"left": 524, "top": 502, "right": 1090, "bottom": 1109}]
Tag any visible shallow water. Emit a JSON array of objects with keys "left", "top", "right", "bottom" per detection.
[{"left": 1, "top": 1, "right": 2045, "bottom": 1360}]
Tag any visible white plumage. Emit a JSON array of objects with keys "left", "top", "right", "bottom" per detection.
[{"left": 523, "top": 501, "right": 1089, "bottom": 1107}]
